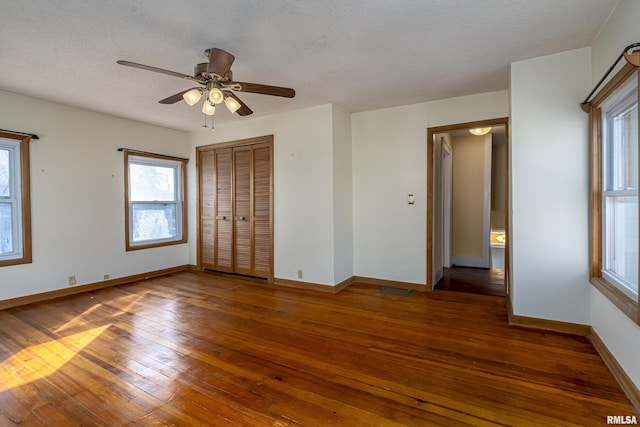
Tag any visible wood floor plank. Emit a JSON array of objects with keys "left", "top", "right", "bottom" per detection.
[{"left": 0, "top": 271, "right": 636, "bottom": 426}]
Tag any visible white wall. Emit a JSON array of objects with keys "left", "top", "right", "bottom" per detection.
[
  {"left": 351, "top": 91, "right": 508, "bottom": 285},
  {"left": 0, "top": 90, "right": 189, "bottom": 301},
  {"left": 589, "top": 0, "right": 640, "bottom": 391},
  {"left": 331, "top": 105, "right": 354, "bottom": 284},
  {"left": 591, "top": 0, "right": 640, "bottom": 86},
  {"left": 510, "top": 48, "right": 591, "bottom": 324},
  {"left": 188, "top": 104, "right": 340, "bottom": 285}
]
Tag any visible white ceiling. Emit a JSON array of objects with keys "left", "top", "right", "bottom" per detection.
[{"left": 0, "top": 0, "right": 617, "bottom": 132}]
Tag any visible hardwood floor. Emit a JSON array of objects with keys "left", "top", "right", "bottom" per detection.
[
  {"left": 435, "top": 267, "right": 505, "bottom": 297},
  {"left": 0, "top": 271, "right": 635, "bottom": 426}
]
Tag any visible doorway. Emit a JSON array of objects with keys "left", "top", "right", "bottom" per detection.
[{"left": 427, "top": 118, "right": 509, "bottom": 296}]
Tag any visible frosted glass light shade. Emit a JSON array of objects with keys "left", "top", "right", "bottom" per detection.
[
  {"left": 202, "top": 101, "right": 216, "bottom": 116},
  {"left": 469, "top": 127, "right": 492, "bottom": 136},
  {"left": 208, "top": 88, "right": 224, "bottom": 104},
  {"left": 183, "top": 89, "right": 202, "bottom": 106},
  {"left": 224, "top": 96, "right": 241, "bottom": 113}
]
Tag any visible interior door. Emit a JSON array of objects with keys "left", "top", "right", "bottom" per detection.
[
  {"left": 200, "top": 150, "right": 215, "bottom": 269},
  {"left": 197, "top": 137, "right": 274, "bottom": 280},
  {"left": 233, "top": 146, "right": 252, "bottom": 275},
  {"left": 442, "top": 138, "right": 452, "bottom": 270},
  {"left": 252, "top": 142, "right": 273, "bottom": 278},
  {"left": 214, "top": 148, "right": 234, "bottom": 272}
]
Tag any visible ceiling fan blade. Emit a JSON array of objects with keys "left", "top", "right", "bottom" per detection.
[
  {"left": 232, "top": 81, "right": 296, "bottom": 98},
  {"left": 207, "top": 48, "right": 235, "bottom": 79},
  {"left": 159, "top": 88, "right": 200, "bottom": 104},
  {"left": 223, "top": 91, "right": 253, "bottom": 116},
  {"left": 117, "top": 60, "right": 204, "bottom": 83}
]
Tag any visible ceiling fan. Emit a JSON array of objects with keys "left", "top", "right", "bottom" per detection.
[{"left": 117, "top": 48, "right": 295, "bottom": 118}]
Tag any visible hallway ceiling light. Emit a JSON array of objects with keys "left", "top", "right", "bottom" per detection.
[{"left": 469, "top": 127, "right": 492, "bottom": 136}]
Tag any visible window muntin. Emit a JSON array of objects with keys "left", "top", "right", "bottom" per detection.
[
  {"left": 0, "top": 133, "right": 31, "bottom": 266},
  {"left": 125, "top": 153, "right": 186, "bottom": 250},
  {"left": 600, "top": 72, "right": 638, "bottom": 301}
]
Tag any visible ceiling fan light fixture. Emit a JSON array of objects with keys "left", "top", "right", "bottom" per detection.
[
  {"left": 117, "top": 47, "right": 295, "bottom": 121},
  {"left": 224, "top": 96, "right": 241, "bottom": 113},
  {"left": 469, "top": 127, "right": 492, "bottom": 136},
  {"left": 202, "top": 101, "right": 216, "bottom": 116},
  {"left": 208, "top": 88, "right": 224, "bottom": 105},
  {"left": 183, "top": 89, "right": 202, "bottom": 106}
]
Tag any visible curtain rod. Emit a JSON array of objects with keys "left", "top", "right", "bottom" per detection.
[
  {"left": 117, "top": 148, "right": 189, "bottom": 162},
  {"left": 0, "top": 128, "right": 39, "bottom": 140},
  {"left": 581, "top": 42, "right": 640, "bottom": 109}
]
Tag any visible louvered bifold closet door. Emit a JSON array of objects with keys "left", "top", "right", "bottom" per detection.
[
  {"left": 200, "top": 150, "right": 216, "bottom": 269},
  {"left": 214, "top": 148, "right": 234, "bottom": 272},
  {"left": 252, "top": 143, "right": 273, "bottom": 279},
  {"left": 197, "top": 137, "right": 273, "bottom": 279},
  {"left": 233, "top": 147, "right": 252, "bottom": 275}
]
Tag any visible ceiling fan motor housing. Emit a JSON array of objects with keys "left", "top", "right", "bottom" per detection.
[{"left": 195, "top": 62, "right": 208, "bottom": 78}]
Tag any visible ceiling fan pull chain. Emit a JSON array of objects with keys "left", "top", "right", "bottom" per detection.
[{"left": 202, "top": 112, "right": 207, "bottom": 128}]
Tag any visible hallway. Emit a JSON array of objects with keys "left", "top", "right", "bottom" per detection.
[{"left": 434, "top": 266, "right": 505, "bottom": 297}]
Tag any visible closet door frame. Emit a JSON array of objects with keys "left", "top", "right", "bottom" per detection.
[{"left": 196, "top": 135, "right": 274, "bottom": 280}]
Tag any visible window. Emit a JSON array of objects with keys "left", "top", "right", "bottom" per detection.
[
  {"left": 124, "top": 151, "right": 187, "bottom": 250},
  {"left": 0, "top": 132, "right": 32, "bottom": 266},
  {"left": 588, "top": 64, "right": 639, "bottom": 323},
  {"left": 601, "top": 76, "right": 638, "bottom": 301}
]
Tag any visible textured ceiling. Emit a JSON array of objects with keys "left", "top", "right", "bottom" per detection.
[{"left": 0, "top": 0, "right": 617, "bottom": 131}]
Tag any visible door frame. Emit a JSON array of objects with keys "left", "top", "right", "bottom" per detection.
[{"left": 427, "top": 118, "right": 510, "bottom": 293}]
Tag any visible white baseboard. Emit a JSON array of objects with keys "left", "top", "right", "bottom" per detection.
[{"left": 451, "top": 256, "right": 489, "bottom": 268}]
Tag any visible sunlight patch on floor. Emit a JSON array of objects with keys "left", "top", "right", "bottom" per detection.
[
  {"left": 54, "top": 303, "right": 103, "bottom": 333},
  {"left": 0, "top": 324, "right": 111, "bottom": 391}
]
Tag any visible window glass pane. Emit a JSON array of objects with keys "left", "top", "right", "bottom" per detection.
[
  {"left": 131, "top": 203, "right": 177, "bottom": 242},
  {"left": 129, "top": 163, "right": 176, "bottom": 201},
  {"left": 0, "top": 203, "right": 13, "bottom": 254},
  {"left": 604, "top": 195, "right": 638, "bottom": 297},
  {"left": 0, "top": 149, "right": 9, "bottom": 197},
  {"left": 612, "top": 104, "right": 638, "bottom": 190}
]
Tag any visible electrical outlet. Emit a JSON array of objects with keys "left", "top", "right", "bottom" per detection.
[
  {"left": 297, "top": 269, "right": 303, "bottom": 279},
  {"left": 68, "top": 275, "right": 76, "bottom": 286},
  {"left": 103, "top": 274, "right": 110, "bottom": 280}
]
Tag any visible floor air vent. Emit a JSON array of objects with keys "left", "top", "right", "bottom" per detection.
[{"left": 380, "top": 287, "right": 412, "bottom": 297}]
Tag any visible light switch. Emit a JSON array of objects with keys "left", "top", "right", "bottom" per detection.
[{"left": 408, "top": 194, "right": 415, "bottom": 204}]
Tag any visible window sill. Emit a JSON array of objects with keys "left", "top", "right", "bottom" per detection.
[
  {"left": 591, "top": 277, "right": 639, "bottom": 324},
  {"left": 0, "top": 256, "right": 32, "bottom": 268},
  {"left": 126, "top": 238, "right": 187, "bottom": 252}
]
